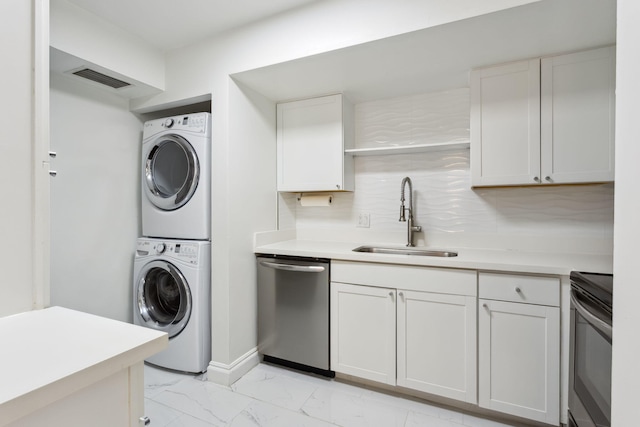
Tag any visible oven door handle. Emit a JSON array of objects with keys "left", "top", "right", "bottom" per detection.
[{"left": 571, "top": 290, "right": 612, "bottom": 340}]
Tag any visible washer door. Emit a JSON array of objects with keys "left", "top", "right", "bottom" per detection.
[
  {"left": 144, "top": 134, "right": 200, "bottom": 211},
  {"left": 136, "top": 260, "right": 192, "bottom": 338}
]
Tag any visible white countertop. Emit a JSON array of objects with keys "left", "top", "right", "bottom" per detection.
[
  {"left": 254, "top": 239, "right": 613, "bottom": 276},
  {"left": 0, "top": 306, "right": 167, "bottom": 425}
]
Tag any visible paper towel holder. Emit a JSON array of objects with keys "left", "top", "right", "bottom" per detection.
[{"left": 297, "top": 193, "right": 333, "bottom": 206}]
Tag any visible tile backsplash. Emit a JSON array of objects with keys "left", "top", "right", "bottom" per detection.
[
  {"left": 278, "top": 89, "right": 614, "bottom": 254},
  {"left": 355, "top": 88, "right": 470, "bottom": 149}
]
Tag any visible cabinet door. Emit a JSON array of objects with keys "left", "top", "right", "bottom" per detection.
[
  {"left": 277, "top": 94, "right": 352, "bottom": 192},
  {"left": 330, "top": 282, "right": 396, "bottom": 385},
  {"left": 471, "top": 59, "right": 541, "bottom": 186},
  {"left": 397, "top": 290, "right": 477, "bottom": 403},
  {"left": 478, "top": 299, "right": 560, "bottom": 425},
  {"left": 540, "top": 46, "right": 615, "bottom": 184}
]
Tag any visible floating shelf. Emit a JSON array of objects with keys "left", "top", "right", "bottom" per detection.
[{"left": 345, "top": 141, "right": 470, "bottom": 156}]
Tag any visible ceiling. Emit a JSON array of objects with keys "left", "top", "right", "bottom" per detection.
[{"left": 66, "top": 0, "right": 322, "bottom": 51}]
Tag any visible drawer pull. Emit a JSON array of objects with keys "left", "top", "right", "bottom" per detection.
[{"left": 515, "top": 287, "right": 522, "bottom": 293}]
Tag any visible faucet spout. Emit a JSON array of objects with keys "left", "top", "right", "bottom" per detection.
[{"left": 399, "top": 177, "right": 421, "bottom": 247}]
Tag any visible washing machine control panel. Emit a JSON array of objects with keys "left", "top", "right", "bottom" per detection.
[{"left": 135, "top": 239, "right": 201, "bottom": 265}]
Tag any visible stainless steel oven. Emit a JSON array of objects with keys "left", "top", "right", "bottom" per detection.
[{"left": 569, "top": 271, "right": 613, "bottom": 427}]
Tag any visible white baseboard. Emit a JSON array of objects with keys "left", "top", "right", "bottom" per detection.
[{"left": 207, "top": 348, "right": 260, "bottom": 386}]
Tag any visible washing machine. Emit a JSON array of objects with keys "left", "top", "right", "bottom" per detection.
[
  {"left": 133, "top": 237, "right": 211, "bottom": 373},
  {"left": 141, "top": 112, "right": 211, "bottom": 240}
]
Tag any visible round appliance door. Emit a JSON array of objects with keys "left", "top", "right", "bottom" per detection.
[
  {"left": 144, "top": 134, "right": 200, "bottom": 211},
  {"left": 135, "top": 260, "right": 192, "bottom": 338}
]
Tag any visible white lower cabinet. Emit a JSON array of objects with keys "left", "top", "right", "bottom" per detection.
[
  {"left": 330, "top": 282, "right": 396, "bottom": 385},
  {"left": 397, "top": 290, "right": 477, "bottom": 403},
  {"left": 478, "top": 273, "right": 560, "bottom": 425},
  {"left": 330, "top": 262, "right": 562, "bottom": 426},
  {"left": 330, "top": 261, "right": 477, "bottom": 403}
]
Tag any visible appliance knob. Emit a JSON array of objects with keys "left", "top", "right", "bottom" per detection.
[
  {"left": 164, "top": 118, "right": 174, "bottom": 128},
  {"left": 156, "top": 243, "right": 166, "bottom": 254}
]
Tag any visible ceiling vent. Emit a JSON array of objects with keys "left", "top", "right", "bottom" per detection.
[{"left": 71, "top": 68, "right": 131, "bottom": 89}]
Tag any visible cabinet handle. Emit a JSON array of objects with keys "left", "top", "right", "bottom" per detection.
[
  {"left": 515, "top": 287, "right": 522, "bottom": 293},
  {"left": 533, "top": 176, "right": 540, "bottom": 182},
  {"left": 544, "top": 176, "right": 552, "bottom": 182},
  {"left": 49, "top": 170, "right": 58, "bottom": 177},
  {"left": 49, "top": 151, "right": 57, "bottom": 158},
  {"left": 482, "top": 303, "right": 488, "bottom": 309},
  {"left": 398, "top": 291, "right": 404, "bottom": 299},
  {"left": 336, "top": 184, "right": 341, "bottom": 189}
]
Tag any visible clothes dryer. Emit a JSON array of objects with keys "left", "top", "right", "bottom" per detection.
[
  {"left": 141, "top": 112, "right": 211, "bottom": 240},
  {"left": 133, "top": 238, "right": 211, "bottom": 373}
]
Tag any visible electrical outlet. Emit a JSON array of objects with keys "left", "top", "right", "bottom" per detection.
[{"left": 357, "top": 213, "right": 370, "bottom": 228}]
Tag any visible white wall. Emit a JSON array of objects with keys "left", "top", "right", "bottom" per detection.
[
  {"left": 50, "top": 0, "right": 164, "bottom": 91},
  {"left": 0, "top": 0, "right": 48, "bottom": 316},
  {"left": 49, "top": 73, "right": 142, "bottom": 322},
  {"left": 226, "top": 79, "right": 278, "bottom": 362},
  {"left": 612, "top": 0, "right": 640, "bottom": 425}
]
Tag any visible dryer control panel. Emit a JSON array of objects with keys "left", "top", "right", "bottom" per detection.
[{"left": 143, "top": 112, "right": 211, "bottom": 139}]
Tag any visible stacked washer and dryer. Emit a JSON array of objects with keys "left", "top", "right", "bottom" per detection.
[{"left": 133, "top": 112, "right": 212, "bottom": 373}]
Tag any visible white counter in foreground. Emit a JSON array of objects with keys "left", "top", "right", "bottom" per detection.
[
  {"left": 0, "top": 306, "right": 167, "bottom": 427},
  {"left": 254, "top": 239, "right": 613, "bottom": 275}
]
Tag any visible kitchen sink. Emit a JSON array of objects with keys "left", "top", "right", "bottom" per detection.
[{"left": 352, "top": 245, "right": 458, "bottom": 257}]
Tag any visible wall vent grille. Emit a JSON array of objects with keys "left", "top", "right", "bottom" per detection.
[{"left": 72, "top": 68, "right": 131, "bottom": 89}]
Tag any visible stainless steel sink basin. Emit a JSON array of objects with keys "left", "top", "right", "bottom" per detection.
[{"left": 352, "top": 245, "right": 458, "bottom": 257}]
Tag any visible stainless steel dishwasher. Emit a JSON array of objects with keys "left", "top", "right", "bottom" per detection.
[{"left": 257, "top": 255, "right": 333, "bottom": 377}]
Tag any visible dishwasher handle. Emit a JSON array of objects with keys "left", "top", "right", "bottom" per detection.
[{"left": 259, "top": 260, "right": 326, "bottom": 273}]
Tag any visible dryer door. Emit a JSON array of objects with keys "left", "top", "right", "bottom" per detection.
[
  {"left": 144, "top": 134, "right": 200, "bottom": 211},
  {"left": 135, "top": 260, "right": 192, "bottom": 338}
]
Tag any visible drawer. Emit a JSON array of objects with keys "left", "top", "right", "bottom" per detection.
[
  {"left": 331, "top": 260, "right": 477, "bottom": 297},
  {"left": 478, "top": 272, "right": 559, "bottom": 307}
]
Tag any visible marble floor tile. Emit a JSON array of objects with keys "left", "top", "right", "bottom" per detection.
[
  {"left": 231, "top": 365, "right": 318, "bottom": 412},
  {"left": 462, "top": 414, "right": 518, "bottom": 427},
  {"left": 145, "top": 399, "right": 184, "bottom": 427},
  {"left": 405, "top": 411, "right": 462, "bottom": 427},
  {"left": 153, "top": 378, "right": 253, "bottom": 425},
  {"left": 144, "top": 365, "right": 195, "bottom": 399},
  {"left": 229, "top": 400, "right": 335, "bottom": 427},
  {"left": 360, "top": 388, "right": 442, "bottom": 419},
  {"left": 144, "top": 363, "right": 520, "bottom": 427},
  {"left": 166, "top": 412, "right": 225, "bottom": 427},
  {"left": 257, "top": 363, "right": 365, "bottom": 398},
  {"left": 301, "top": 387, "right": 408, "bottom": 427}
]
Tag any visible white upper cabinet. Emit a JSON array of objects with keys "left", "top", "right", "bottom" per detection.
[
  {"left": 471, "top": 46, "right": 615, "bottom": 187},
  {"left": 471, "top": 59, "right": 541, "bottom": 186},
  {"left": 276, "top": 94, "right": 354, "bottom": 192},
  {"left": 540, "top": 47, "right": 616, "bottom": 184}
]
